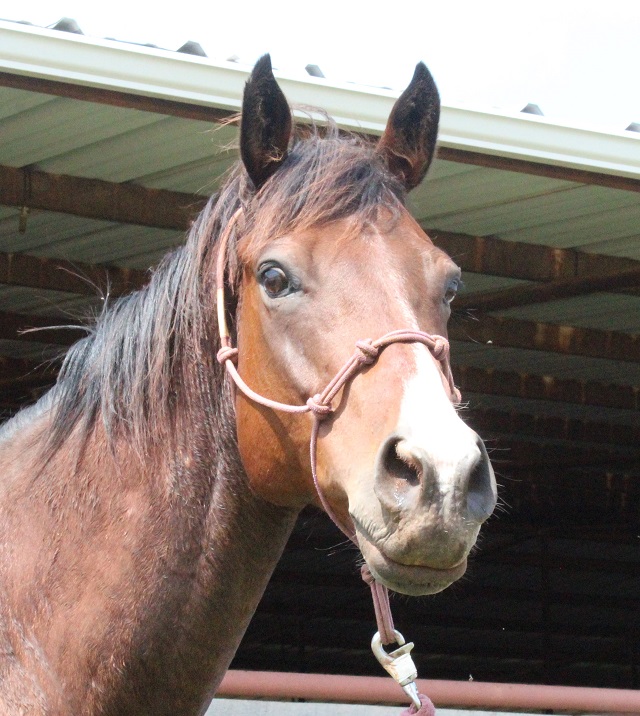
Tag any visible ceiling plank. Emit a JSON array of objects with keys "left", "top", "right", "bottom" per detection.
[
  {"left": 450, "top": 314, "right": 640, "bottom": 363},
  {"left": 0, "top": 164, "right": 207, "bottom": 230}
]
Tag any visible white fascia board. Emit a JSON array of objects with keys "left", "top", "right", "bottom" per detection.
[
  {"left": 0, "top": 21, "right": 392, "bottom": 128},
  {"left": 439, "top": 105, "right": 640, "bottom": 179},
  {"left": 1, "top": 21, "right": 639, "bottom": 180}
]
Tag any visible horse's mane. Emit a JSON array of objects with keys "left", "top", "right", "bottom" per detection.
[{"left": 41, "top": 117, "right": 405, "bottom": 459}]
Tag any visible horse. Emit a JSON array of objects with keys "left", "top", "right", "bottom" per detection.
[{"left": 0, "top": 55, "right": 496, "bottom": 714}]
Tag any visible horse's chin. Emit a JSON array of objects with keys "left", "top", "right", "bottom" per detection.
[{"left": 358, "top": 534, "right": 468, "bottom": 596}]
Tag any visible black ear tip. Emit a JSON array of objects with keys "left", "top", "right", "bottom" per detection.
[
  {"left": 252, "top": 53, "right": 273, "bottom": 78},
  {"left": 412, "top": 61, "right": 437, "bottom": 92},
  {"left": 415, "top": 61, "right": 428, "bottom": 76}
]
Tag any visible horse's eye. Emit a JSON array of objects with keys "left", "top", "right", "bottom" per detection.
[
  {"left": 259, "top": 265, "right": 291, "bottom": 298},
  {"left": 444, "top": 278, "right": 461, "bottom": 305}
]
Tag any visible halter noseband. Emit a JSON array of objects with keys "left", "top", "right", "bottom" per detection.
[{"left": 215, "top": 208, "right": 460, "bottom": 712}]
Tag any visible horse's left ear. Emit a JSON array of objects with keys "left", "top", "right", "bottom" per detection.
[
  {"left": 241, "top": 54, "right": 292, "bottom": 191},
  {"left": 377, "top": 62, "right": 440, "bottom": 191}
]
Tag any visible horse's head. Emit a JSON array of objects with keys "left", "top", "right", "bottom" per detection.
[{"left": 228, "top": 56, "right": 497, "bottom": 596}]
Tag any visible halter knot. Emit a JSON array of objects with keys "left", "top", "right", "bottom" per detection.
[
  {"left": 306, "top": 394, "right": 332, "bottom": 418},
  {"left": 430, "top": 336, "right": 449, "bottom": 361},
  {"left": 355, "top": 339, "right": 379, "bottom": 365},
  {"left": 216, "top": 346, "right": 239, "bottom": 364},
  {"left": 360, "top": 564, "right": 375, "bottom": 585}
]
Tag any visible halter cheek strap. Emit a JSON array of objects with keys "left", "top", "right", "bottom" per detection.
[{"left": 215, "top": 209, "right": 458, "bottom": 713}]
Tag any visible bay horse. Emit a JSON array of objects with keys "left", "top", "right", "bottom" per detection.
[{"left": 0, "top": 56, "right": 496, "bottom": 714}]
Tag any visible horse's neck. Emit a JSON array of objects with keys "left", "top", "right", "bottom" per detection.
[
  {"left": 95, "top": 397, "right": 299, "bottom": 713},
  {"left": 171, "top": 456, "right": 298, "bottom": 709},
  {"left": 0, "top": 388, "right": 298, "bottom": 715}
]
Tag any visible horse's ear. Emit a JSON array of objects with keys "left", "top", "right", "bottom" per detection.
[
  {"left": 240, "top": 54, "right": 292, "bottom": 191},
  {"left": 377, "top": 62, "right": 440, "bottom": 191}
]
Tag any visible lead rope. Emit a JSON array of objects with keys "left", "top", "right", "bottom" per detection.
[{"left": 216, "top": 211, "right": 454, "bottom": 714}]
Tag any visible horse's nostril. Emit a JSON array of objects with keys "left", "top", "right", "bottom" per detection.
[
  {"left": 466, "top": 438, "right": 496, "bottom": 522},
  {"left": 382, "top": 439, "right": 421, "bottom": 487}
]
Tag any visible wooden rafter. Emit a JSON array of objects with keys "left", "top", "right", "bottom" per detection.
[
  {"left": 430, "top": 229, "right": 640, "bottom": 296},
  {"left": 449, "top": 314, "right": 640, "bottom": 363},
  {"left": 0, "top": 250, "right": 147, "bottom": 296},
  {"left": 455, "top": 266, "right": 640, "bottom": 312},
  {"left": 0, "top": 71, "right": 236, "bottom": 125},
  {"left": 466, "top": 408, "right": 640, "bottom": 447},
  {"left": 0, "top": 164, "right": 207, "bottom": 230},
  {"left": 1, "top": 163, "right": 638, "bottom": 295},
  {"left": 455, "top": 364, "right": 639, "bottom": 412},
  {"left": 436, "top": 146, "right": 640, "bottom": 194}
]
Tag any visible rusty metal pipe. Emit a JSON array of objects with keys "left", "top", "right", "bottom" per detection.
[{"left": 218, "top": 669, "right": 640, "bottom": 714}]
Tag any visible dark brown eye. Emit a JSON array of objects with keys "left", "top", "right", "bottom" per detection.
[
  {"left": 444, "top": 277, "right": 461, "bottom": 305},
  {"left": 444, "top": 287, "right": 457, "bottom": 305},
  {"left": 259, "top": 265, "right": 292, "bottom": 298}
]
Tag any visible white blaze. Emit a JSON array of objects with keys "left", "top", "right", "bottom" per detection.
[{"left": 395, "top": 345, "right": 481, "bottom": 511}]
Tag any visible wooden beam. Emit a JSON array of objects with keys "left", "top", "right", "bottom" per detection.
[
  {"left": 0, "top": 71, "right": 237, "bottom": 125},
  {"left": 430, "top": 228, "right": 640, "bottom": 296},
  {"left": 455, "top": 266, "right": 640, "bottom": 312},
  {"left": 2, "top": 71, "right": 639, "bottom": 193},
  {"left": 466, "top": 408, "right": 640, "bottom": 448},
  {"left": 0, "top": 164, "right": 207, "bottom": 230},
  {"left": 450, "top": 314, "right": 640, "bottom": 363},
  {"left": 488, "top": 438, "right": 639, "bottom": 472},
  {"left": 437, "top": 146, "right": 640, "bottom": 194},
  {"left": 0, "top": 161, "right": 637, "bottom": 297},
  {"left": 454, "top": 364, "right": 639, "bottom": 412},
  {"left": 0, "top": 250, "right": 147, "bottom": 296}
]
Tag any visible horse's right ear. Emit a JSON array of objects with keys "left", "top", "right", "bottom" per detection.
[{"left": 240, "top": 54, "right": 292, "bottom": 191}]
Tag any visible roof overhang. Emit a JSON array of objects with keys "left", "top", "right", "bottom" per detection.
[{"left": 1, "top": 20, "right": 638, "bottom": 180}]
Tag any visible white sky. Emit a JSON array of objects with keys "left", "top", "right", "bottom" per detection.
[{"left": 2, "top": 0, "right": 639, "bottom": 131}]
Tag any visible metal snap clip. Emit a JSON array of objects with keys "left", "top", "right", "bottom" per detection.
[{"left": 371, "top": 629, "right": 421, "bottom": 709}]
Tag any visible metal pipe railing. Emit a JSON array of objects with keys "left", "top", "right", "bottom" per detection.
[{"left": 218, "top": 669, "right": 640, "bottom": 714}]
